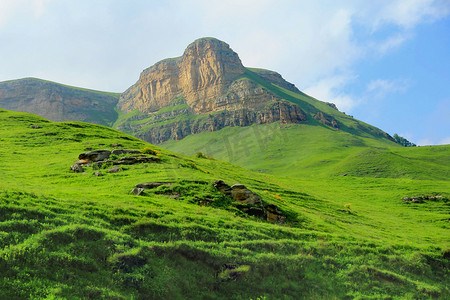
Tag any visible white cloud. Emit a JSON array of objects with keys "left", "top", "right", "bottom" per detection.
[
  {"left": 369, "top": 0, "right": 450, "bottom": 29},
  {"left": 303, "top": 74, "right": 359, "bottom": 112},
  {"left": 366, "top": 78, "right": 409, "bottom": 99}
]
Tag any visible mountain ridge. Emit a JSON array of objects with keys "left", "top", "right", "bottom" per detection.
[
  {"left": 114, "top": 37, "right": 395, "bottom": 145},
  {"left": 0, "top": 77, "right": 120, "bottom": 126}
]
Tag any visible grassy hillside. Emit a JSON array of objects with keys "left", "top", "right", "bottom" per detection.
[
  {"left": 0, "top": 108, "right": 449, "bottom": 299},
  {"left": 161, "top": 122, "right": 449, "bottom": 180}
]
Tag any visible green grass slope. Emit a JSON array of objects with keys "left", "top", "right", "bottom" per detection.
[
  {"left": 0, "top": 108, "right": 449, "bottom": 299},
  {"left": 161, "top": 122, "right": 450, "bottom": 180}
]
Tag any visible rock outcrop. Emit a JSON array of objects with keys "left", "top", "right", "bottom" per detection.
[
  {"left": 116, "top": 38, "right": 307, "bottom": 144},
  {"left": 70, "top": 149, "right": 160, "bottom": 173},
  {"left": 214, "top": 180, "right": 286, "bottom": 223},
  {"left": 314, "top": 112, "right": 339, "bottom": 129},
  {"left": 118, "top": 38, "right": 248, "bottom": 114},
  {"left": 0, "top": 78, "right": 119, "bottom": 126},
  {"left": 128, "top": 100, "right": 306, "bottom": 144}
]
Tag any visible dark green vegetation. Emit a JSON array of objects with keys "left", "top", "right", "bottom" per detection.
[
  {"left": 1, "top": 108, "right": 449, "bottom": 299},
  {"left": 393, "top": 133, "right": 417, "bottom": 147}
]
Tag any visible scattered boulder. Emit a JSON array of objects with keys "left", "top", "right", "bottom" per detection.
[
  {"left": 94, "top": 171, "right": 103, "bottom": 176},
  {"left": 107, "top": 166, "right": 122, "bottom": 173},
  {"left": 402, "top": 195, "right": 445, "bottom": 203},
  {"left": 314, "top": 112, "right": 339, "bottom": 128},
  {"left": 30, "top": 124, "right": 41, "bottom": 129},
  {"left": 70, "top": 164, "right": 83, "bottom": 173},
  {"left": 214, "top": 180, "right": 232, "bottom": 196},
  {"left": 130, "top": 187, "right": 144, "bottom": 196},
  {"left": 214, "top": 180, "right": 286, "bottom": 223},
  {"left": 411, "top": 197, "right": 422, "bottom": 203},
  {"left": 135, "top": 182, "right": 171, "bottom": 189},
  {"left": 265, "top": 204, "right": 287, "bottom": 223},
  {"left": 78, "top": 150, "right": 111, "bottom": 164},
  {"left": 230, "top": 184, "right": 262, "bottom": 205}
]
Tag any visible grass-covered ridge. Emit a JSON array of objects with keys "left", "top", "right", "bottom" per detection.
[{"left": 0, "top": 108, "right": 449, "bottom": 299}]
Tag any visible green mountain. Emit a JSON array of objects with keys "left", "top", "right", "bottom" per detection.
[
  {"left": 0, "top": 108, "right": 449, "bottom": 299},
  {"left": 0, "top": 77, "right": 120, "bottom": 126},
  {"left": 113, "top": 38, "right": 413, "bottom": 177}
]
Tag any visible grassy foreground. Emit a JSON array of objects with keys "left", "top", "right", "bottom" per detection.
[{"left": 0, "top": 108, "right": 449, "bottom": 299}]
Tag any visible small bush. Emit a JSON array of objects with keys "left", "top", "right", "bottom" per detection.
[
  {"left": 195, "top": 152, "right": 207, "bottom": 159},
  {"left": 141, "top": 147, "right": 159, "bottom": 156}
]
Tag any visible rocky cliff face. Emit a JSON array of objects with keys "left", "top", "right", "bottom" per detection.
[
  {"left": 117, "top": 38, "right": 309, "bottom": 144},
  {"left": 118, "top": 38, "right": 249, "bottom": 114},
  {"left": 0, "top": 78, "right": 119, "bottom": 126},
  {"left": 120, "top": 100, "right": 306, "bottom": 144}
]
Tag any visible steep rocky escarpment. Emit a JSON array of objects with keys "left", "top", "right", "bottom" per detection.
[
  {"left": 126, "top": 100, "right": 306, "bottom": 144},
  {"left": 116, "top": 38, "right": 308, "bottom": 144},
  {"left": 0, "top": 78, "right": 119, "bottom": 126},
  {"left": 118, "top": 38, "right": 248, "bottom": 114}
]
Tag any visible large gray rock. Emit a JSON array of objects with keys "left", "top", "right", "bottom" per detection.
[
  {"left": 230, "top": 184, "right": 262, "bottom": 205},
  {"left": 135, "top": 182, "right": 170, "bottom": 189},
  {"left": 107, "top": 166, "right": 122, "bottom": 173},
  {"left": 70, "top": 164, "right": 83, "bottom": 173},
  {"left": 78, "top": 150, "right": 111, "bottom": 164},
  {"left": 214, "top": 180, "right": 286, "bottom": 223}
]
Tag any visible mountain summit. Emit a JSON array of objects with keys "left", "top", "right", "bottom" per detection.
[
  {"left": 118, "top": 38, "right": 301, "bottom": 114},
  {"left": 114, "top": 38, "right": 331, "bottom": 143}
]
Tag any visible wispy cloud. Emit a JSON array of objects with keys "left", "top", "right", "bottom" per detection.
[{"left": 366, "top": 78, "right": 410, "bottom": 99}]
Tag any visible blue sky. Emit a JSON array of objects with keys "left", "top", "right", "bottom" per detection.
[{"left": 0, "top": 0, "right": 449, "bottom": 145}]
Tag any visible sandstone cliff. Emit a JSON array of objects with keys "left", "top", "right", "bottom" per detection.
[
  {"left": 116, "top": 38, "right": 309, "bottom": 144},
  {"left": 0, "top": 78, "right": 119, "bottom": 126}
]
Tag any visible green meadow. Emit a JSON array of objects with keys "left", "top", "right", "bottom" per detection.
[{"left": 0, "top": 108, "right": 449, "bottom": 299}]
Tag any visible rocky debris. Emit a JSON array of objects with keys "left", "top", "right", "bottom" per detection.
[
  {"left": 230, "top": 184, "right": 262, "bottom": 205},
  {"left": 78, "top": 150, "right": 111, "bottom": 164},
  {"left": 73, "top": 149, "right": 159, "bottom": 173},
  {"left": 265, "top": 204, "right": 287, "bottom": 223},
  {"left": 112, "top": 149, "right": 141, "bottom": 155},
  {"left": 314, "top": 112, "right": 339, "bottom": 129},
  {"left": 214, "top": 180, "right": 286, "bottom": 223},
  {"left": 130, "top": 187, "right": 144, "bottom": 196},
  {"left": 94, "top": 171, "right": 103, "bottom": 176},
  {"left": 403, "top": 195, "right": 445, "bottom": 203},
  {"left": 325, "top": 102, "right": 339, "bottom": 111},
  {"left": 135, "top": 182, "right": 171, "bottom": 189},
  {"left": 131, "top": 182, "right": 171, "bottom": 196},
  {"left": 107, "top": 166, "right": 122, "bottom": 173},
  {"left": 214, "top": 180, "right": 232, "bottom": 196},
  {"left": 70, "top": 164, "right": 83, "bottom": 173},
  {"left": 30, "top": 124, "right": 41, "bottom": 129}
]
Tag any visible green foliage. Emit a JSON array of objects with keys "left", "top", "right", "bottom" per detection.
[
  {"left": 0, "top": 109, "right": 448, "bottom": 299},
  {"left": 393, "top": 133, "right": 417, "bottom": 147},
  {"left": 141, "top": 147, "right": 159, "bottom": 155}
]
